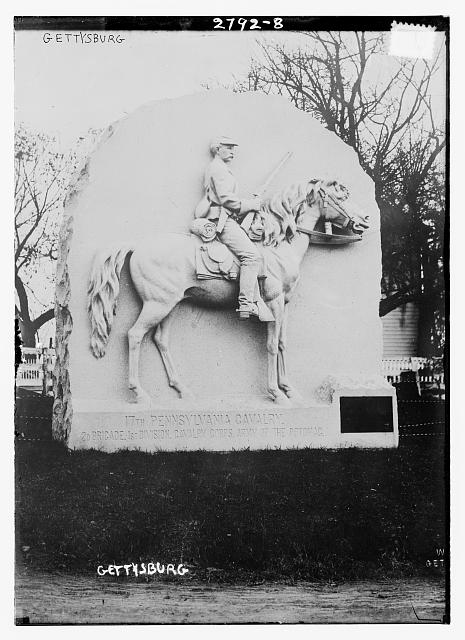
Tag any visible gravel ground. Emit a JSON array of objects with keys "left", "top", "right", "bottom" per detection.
[{"left": 15, "top": 569, "right": 447, "bottom": 624}]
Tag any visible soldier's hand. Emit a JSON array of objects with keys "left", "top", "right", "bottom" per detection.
[
  {"left": 252, "top": 195, "right": 262, "bottom": 211},
  {"left": 241, "top": 196, "right": 262, "bottom": 213}
]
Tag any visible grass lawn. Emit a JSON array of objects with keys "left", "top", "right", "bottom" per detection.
[{"left": 15, "top": 433, "right": 447, "bottom": 583}]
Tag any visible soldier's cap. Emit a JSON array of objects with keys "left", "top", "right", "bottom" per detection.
[{"left": 215, "top": 136, "right": 239, "bottom": 147}]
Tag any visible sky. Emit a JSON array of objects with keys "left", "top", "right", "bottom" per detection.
[
  {"left": 15, "top": 30, "right": 284, "bottom": 145},
  {"left": 15, "top": 29, "right": 446, "bottom": 146}
]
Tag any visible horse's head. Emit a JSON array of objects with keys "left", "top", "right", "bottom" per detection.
[
  {"left": 254, "top": 178, "right": 370, "bottom": 247},
  {"left": 302, "top": 179, "right": 370, "bottom": 235}
]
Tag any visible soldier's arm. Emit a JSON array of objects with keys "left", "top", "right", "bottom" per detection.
[
  {"left": 211, "top": 164, "right": 261, "bottom": 215},
  {"left": 240, "top": 197, "right": 262, "bottom": 214}
]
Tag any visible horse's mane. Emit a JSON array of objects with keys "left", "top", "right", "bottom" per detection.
[
  {"left": 260, "top": 179, "right": 318, "bottom": 247},
  {"left": 259, "top": 178, "right": 348, "bottom": 247}
]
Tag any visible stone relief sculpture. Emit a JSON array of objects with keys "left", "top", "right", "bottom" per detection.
[
  {"left": 52, "top": 92, "right": 397, "bottom": 451},
  {"left": 87, "top": 139, "right": 370, "bottom": 406}
]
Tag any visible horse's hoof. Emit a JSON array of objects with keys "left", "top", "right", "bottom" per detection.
[
  {"left": 170, "top": 382, "right": 195, "bottom": 401},
  {"left": 269, "top": 390, "right": 291, "bottom": 406},
  {"left": 130, "top": 389, "right": 151, "bottom": 405},
  {"left": 282, "top": 387, "right": 305, "bottom": 406},
  {"left": 179, "top": 389, "right": 195, "bottom": 402}
]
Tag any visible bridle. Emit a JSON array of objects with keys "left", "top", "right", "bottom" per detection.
[{"left": 296, "top": 184, "right": 361, "bottom": 235}]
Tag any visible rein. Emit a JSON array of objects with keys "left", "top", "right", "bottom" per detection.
[{"left": 296, "top": 224, "right": 317, "bottom": 236}]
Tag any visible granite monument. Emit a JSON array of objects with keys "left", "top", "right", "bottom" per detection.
[{"left": 53, "top": 91, "right": 398, "bottom": 451}]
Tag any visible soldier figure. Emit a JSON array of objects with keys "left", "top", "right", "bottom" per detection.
[{"left": 195, "top": 136, "right": 273, "bottom": 321}]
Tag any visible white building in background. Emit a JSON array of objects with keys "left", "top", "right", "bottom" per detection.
[
  {"left": 37, "top": 319, "right": 56, "bottom": 349},
  {"left": 381, "top": 303, "right": 419, "bottom": 358}
]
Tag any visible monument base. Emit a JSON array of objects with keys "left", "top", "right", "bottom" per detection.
[{"left": 68, "top": 385, "right": 398, "bottom": 451}]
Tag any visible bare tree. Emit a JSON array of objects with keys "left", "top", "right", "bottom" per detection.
[
  {"left": 380, "top": 130, "right": 445, "bottom": 353},
  {"left": 234, "top": 31, "right": 446, "bottom": 352},
  {"left": 15, "top": 125, "right": 99, "bottom": 346}
]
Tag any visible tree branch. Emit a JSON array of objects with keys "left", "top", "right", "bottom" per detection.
[{"left": 32, "top": 307, "right": 55, "bottom": 331}]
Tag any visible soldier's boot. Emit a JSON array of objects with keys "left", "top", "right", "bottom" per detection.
[{"left": 237, "top": 266, "right": 274, "bottom": 322}]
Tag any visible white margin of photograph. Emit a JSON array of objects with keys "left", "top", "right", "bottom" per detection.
[{"left": 1, "top": 0, "right": 462, "bottom": 637}]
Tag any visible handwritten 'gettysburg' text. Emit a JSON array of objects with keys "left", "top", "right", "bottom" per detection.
[
  {"left": 43, "top": 32, "right": 125, "bottom": 44},
  {"left": 97, "top": 562, "right": 189, "bottom": 577}
]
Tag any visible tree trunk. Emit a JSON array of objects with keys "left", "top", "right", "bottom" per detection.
[
  {"left": 18, "top": 316, "right": 37, "bottom": 347},
  {"left": 417, "top": 298, "right": 440, "bottom": 357},
  {"left": 16, "top": 272, "right": 55, "bottom": 347}
]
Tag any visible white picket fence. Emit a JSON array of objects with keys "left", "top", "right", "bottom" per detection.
[
  {"left": 382, "top": 357, "right": 428, "bottom": 376},
  {"left": 16, "top": 347, "right": 55, "bottom": 394},
  {"left": 382, "top": 357, "right": 445, "bottom": 395}
]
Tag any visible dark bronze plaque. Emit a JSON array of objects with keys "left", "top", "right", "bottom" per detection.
[{"left": 340, "top": 396, "right": 393, "bottom": 433}]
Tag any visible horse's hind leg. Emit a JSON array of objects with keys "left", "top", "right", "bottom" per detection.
[
  {"left": 128, "top": 301, "right": 171, "bottom": 404},
  {"left": 153, "top": 312, "right": 194, "bottom": 400}
]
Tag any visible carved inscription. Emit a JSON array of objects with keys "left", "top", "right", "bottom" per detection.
[{"left": 79, "top": 410, "right": 324, "bottom": 443}]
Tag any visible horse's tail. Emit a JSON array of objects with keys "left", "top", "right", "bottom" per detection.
[{"left": 87, "top": 246, "right": 133, "bottom": 358}]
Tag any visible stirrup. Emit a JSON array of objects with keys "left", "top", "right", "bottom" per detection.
[
  {"left": 237, "top": 304, "right": 258, "bottom": 320},
  {"left": 237, "top": 301, "right": 274, "bottom": 322}
]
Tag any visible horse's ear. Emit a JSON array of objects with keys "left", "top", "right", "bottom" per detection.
[
  {"left": 333, "top": 181, "right": 350, "bottom": 200},
  {"left": 307, "top": 179, "right": 322, "bottom": 204}
]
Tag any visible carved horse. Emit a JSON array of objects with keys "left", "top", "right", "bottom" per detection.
[{"left": 87, "top": 179, "right": 369, "bottom": 405}]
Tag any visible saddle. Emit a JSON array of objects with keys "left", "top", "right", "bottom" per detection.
[
  {"left": 190, "top": 218, "right": 265, "bottom": 282},
  {"left": 195, "top": 240, "right": 240, "bottom": 281}
]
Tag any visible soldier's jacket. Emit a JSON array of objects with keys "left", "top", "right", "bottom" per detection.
[
  {"left": 205, "top": 156, "right": 241, "bottom": 218},
  {"left": 196, "top": 156, "right": 257, "bottom": 221}
]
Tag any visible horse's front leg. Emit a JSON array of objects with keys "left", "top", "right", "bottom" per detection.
[
  {"left": 277, "top": 303, "right": 304, "bottom": 405},
  {"left": 266, "top": 296, "right": 290, "bottom": 406},
  {"left": 153, "top": 311, "right": 194, "bottom": 400}
]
